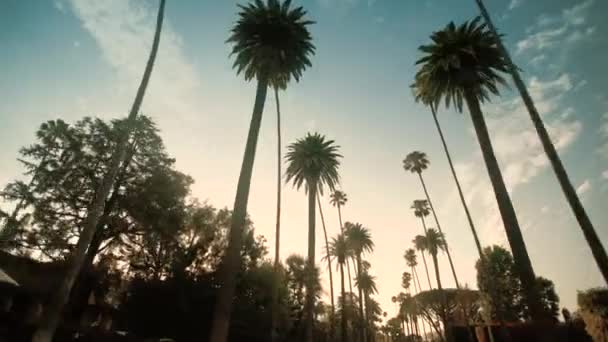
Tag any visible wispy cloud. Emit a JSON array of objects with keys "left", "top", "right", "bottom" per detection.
[
  {"left": 66, "top": 0, "right": 202, "bottom": 120},
  {"left": 516, "top": 0, "right": 595, "bottom": 55},
  {"left": 576, "top": 179, "right": 591, "bottom": 196},
  {"left": 509, "top": 0, "right": 523, "bottom": 11},
  {"left": 441, "top": 74, "right": 583, "bottom": 244},
  {"left": 598, "top": 112, "right": 608, "bottom": 157},
  {"left": 601, "top": 169, "right": 608, "bottom": 180}
]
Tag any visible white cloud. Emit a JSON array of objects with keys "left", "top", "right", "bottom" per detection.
[
  {"left": 529, "top": 54, "right": 546, "bottom": 66},
  {"left": 67, "top": 0, "right": 202, "bottom": 120},
  {"left": 516, "top": 0, "right": 595, "bottom": 55},
  {"left": 54, "top": 0, "right": 66, "bottom": 13},
  {"left": 442, "top": 74, "right": 583, "bottom": 244},
  {"left": 73, "top": 41, "right": 81, "bottom": 48},
  {"left": 374, "top": 16, "right": 385, "bottom": 24},
  {"left": 601, "top": 169, "right": 608, "bottom": 180},
  {"left": 509, "top": 0, "right": 523, "bottom": 10},
  {"left": 576, "top": 179, "right": 591, "bottom": 196},
  {"left": 541, "top": 205, "right": 550, "bottom": 213}
]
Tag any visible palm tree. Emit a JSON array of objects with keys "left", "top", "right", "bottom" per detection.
[
  {"left": 413, "top": 234, "right": 434, "bottom": 290},
  {"left": 318, "top": 195, "right": 335, "bottom": 338},
  {"left": 404, "top": 152, "right": 460, "bottom": 288},
  {"left": 356, "top": 270, "right": 378, "bottom": 340},
  {"left": 329, "top": 233, "right": 351, "bottom": 342},
  {"left": 405, "top": 248, "right": 433, "bottom": 340},
  {"left": 414, "top": 17, "right": 544, "bottom": 319},
  {"left": 474, "top": 1, "right": 608, "bottom": 285},
  {"left": 211, "top": 2, "right": 315, "bottom": 341},
  {"left": 272, "top": 86, "right": 283, "bottom": 342},
  {"left": 31, "top": 2, "right": 166, "bottom": 341},
  {"left": 422, "top": 228, "right": 449, "bottom": 340},
  {"left": 345, "top": 222, "right": 374, "bottom": 342},
  {"left": 286, "top": 133, "right": 341, "bottom": 342},
  {"left": 330, "top": 190, "right": 355, "bottom": 297},
  {"left": 413, "top": 86, "right": 485, "bottom": 260}
]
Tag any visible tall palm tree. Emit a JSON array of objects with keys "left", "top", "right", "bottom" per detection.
[
  {"left": 413, "top": 234, "right": 434, "bottom": 290},
  {"left": 422, "top": 228, "right": 449, "bottom": 341},
  {"left": 211, "top": 2, "right": 315, "bottom": 341},
  {"left": 329, "top": 233, "right": 351, "bottom": 342},
  {"left": 414, "top": 17, "right": 543, "bottom": 320},
  {"left": 271, "top": 86, "right": 283, "bottom": 342},
  {"left": 318, "top": 195, "right": 335, "bottom": 338},
  {"left": 330, "top": 190, "right": 355, "bottom": 297},
  {"left": 286, "top": 133, "right": 341, "bottom": 342},
  {"left": 413, "top": 85, "right": 484, "bottom": 260},
  {"left": 356, "top": 270, "right": 378, "bottom": 341},
  {"left": 31, "top": 2, "right": 166, "bottom": 341},
  {"left": 404, "top": 152, "right": 460, "bottom": 288},
  {"left": 474, "top": 0, "right": 608, "bottom": 285},
  {"left": 345, "top": 222, "right": 374, "bottom": 342},
  {"left": 405, "top": 248, "right": 433, "bottom": 340}
]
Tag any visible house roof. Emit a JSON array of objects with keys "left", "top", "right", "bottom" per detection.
[{"left": 0, "top": 267, "right": 19, "bottom": 287}]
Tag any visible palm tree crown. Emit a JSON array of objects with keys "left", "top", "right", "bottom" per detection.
[
  {"left": 411, "top": 199, "right": 430, "bottom": 218},
  {"left": 424, "top": 228, "right": 445, "bottom": 256},
  {"left": 403, "top": 151, "right": 429, "bottom": 174},
  {"left": 404, "top": 249, "right": 418, "bottom": 268},
  {"left": 413, "top": 17, "right": 508, "bottom": 112},
  {"left": 413, "top": 235, "right": 428, "bottom": 252},
  {"left": 330, "top": 190, "right": 348, "bottom": 207},
  {"left": 344, "top": 222, "right": 374, "bottom": 255},
  {"left": 228, "top": 0, "right": 315, "bottom": 87},
  {"left": 401, "top": 272, "right": 412, "bottom": 290},
  {"left": 356, "top": 271, "right": 378, "bottom": 295},
  {"left": 328, "top": 234, "right": 350, "bottom": 267},
  {"left": 285, "top": 133, "right": 341, "bottom": 194}
]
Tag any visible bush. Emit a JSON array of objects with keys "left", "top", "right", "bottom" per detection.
[{"left": 578, "top": 288, "right": 608, "bottom": 342}]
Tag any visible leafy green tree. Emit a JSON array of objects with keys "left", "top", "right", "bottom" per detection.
[
  {"left": 1, "top": 116, "right": 187, "bottom": 268},
  {"left": 475, "top": 245, "right": 522, "bottom": 322},
  {"left": 31, "top": 1, "right": 167, "bottom": 340},
  {"left": 473, "top": 0, "right": 608, "bottom": 285},
  {"left": 212, "top": 1, "right": 315, "bottom": 340},
  {"left": 286, "top": 132, "right": 341, "bottom": 342},
  {"left": 476, "top": 245, "right": 560, "bottom": 322},
  {"left": 345, "top": 222, "right": 374, "bottom": 342},
  {"left": 329, "top": 233, "right": 351, "bottom": 342},
  {"left": 414, "top": 17, "right": 543, "bottom": 320}
]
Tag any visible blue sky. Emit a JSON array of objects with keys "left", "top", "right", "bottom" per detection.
[{"left": 1, "top": 0, "right": 608, "bottom": 318}]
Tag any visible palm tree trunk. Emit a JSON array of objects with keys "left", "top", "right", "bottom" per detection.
[
  {"left": 271, "top": 86, "right": 282, "bottom": 342},
  {"left": 419, "top": 249, "right": 434, "bottom": 290},
  {"left": 431, "top": 105, "right": 495, "bottom": 342},
  {"left": 305, "top": 184, "right": 318, "bottom": 342},
  {"left": 356, "top": 255, "right": 367, "bottom": 342},
  {"left": 474, "top": 0, "right": 608, "bottom": 285},
  {"left": 430, "top": 251, "right": 450, "bottom": 342},
  {"left": 411, "top": 266, "right": 430, "bottom": 340},
  {"left": 337, "top": 204, "right": 355, "bottom": 300},
  {"left": 340, "top": 263, "right": 347, "bottom": 342},
  {"left": 418, "top": 172, "right": 460, "bottom": 288},
  {"left": 209, "top": 77, "right": 270, "bottom": 342},
  {"left": 31, "top": 2, "right": 165, "bottom": 341},
  {"left": 318, "top": 195, "right": 335, "bottom": 339},
  {"left": 431, "top": 106, "right": 484, "bottom": 258},
  {"left": 463, "top": 91, "right": 544, "bottom": 321}
]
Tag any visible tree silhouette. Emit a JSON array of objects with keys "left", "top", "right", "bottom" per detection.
[
  {"left": 286, "top": 132, "right": 341, "bottom": 342},
  {"left": 414, "top": 17, "right": 543, "bottom": 320}
]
